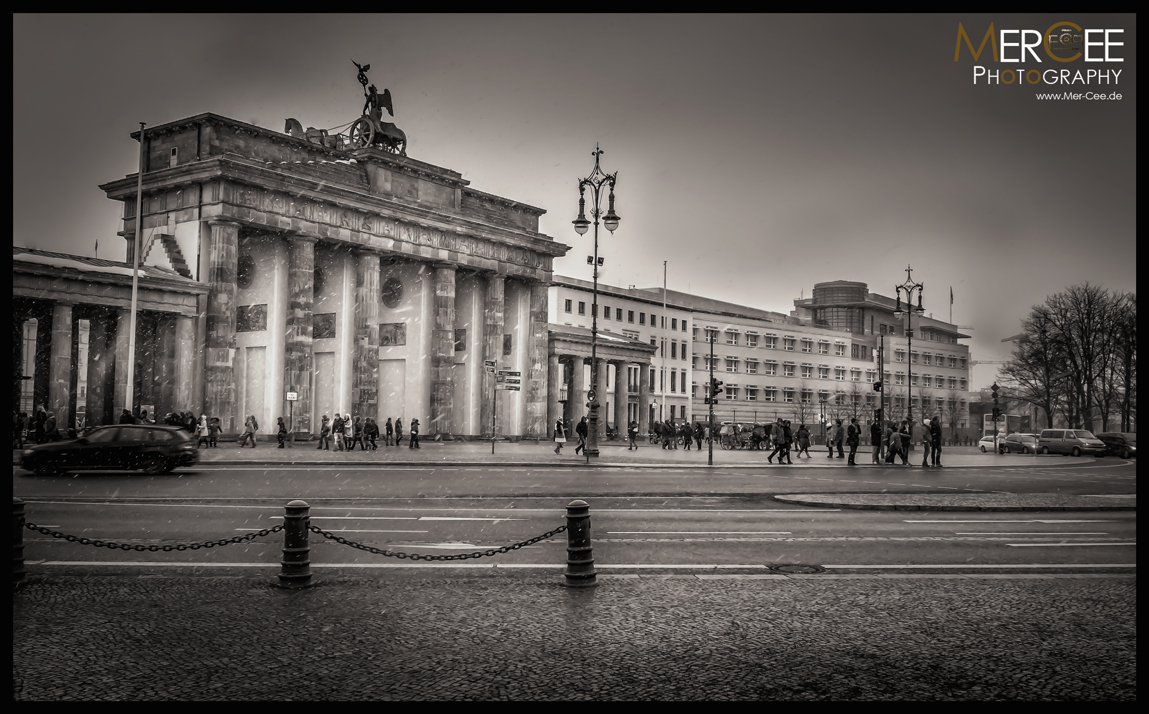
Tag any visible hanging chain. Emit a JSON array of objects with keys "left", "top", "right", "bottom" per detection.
[
  {"left": 22, "top": 522, "right": 284, "bottom": 552},
  {"left": 308, "top": 523, "right": 567, "bottom": 561}
]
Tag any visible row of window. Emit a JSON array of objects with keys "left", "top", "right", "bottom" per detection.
[
  {"left": 563, "top": 299, "right": 688, "bottom": 332},
  {"left": 892, "top": 350, "right": 967, "bottom": 369},
  {"left": 696, "top": 328, "right": 857, "bottom": 357},
  {"left": 693, "top": 383, "right": 966, "bottom": 410},
  {"left": 878, "top": 325, "right": 959, "bottom": 345}
]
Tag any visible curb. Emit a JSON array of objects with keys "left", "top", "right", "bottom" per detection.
[
  {"left": 193, "top": 460, "right": 1060, "bottom": 469},
  {"left": 771, "top": 495, "right": 1136, "bottom": 512}
]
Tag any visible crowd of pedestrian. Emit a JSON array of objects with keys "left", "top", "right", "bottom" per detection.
[{"left": 314, "top": 414, "right": 419, "bottom": 451}]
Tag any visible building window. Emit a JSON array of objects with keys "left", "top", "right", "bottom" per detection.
[
  {"left": 850, "top": 369, "right": 861, "bottom": 382},
  {"left": 801, "top": 364, "right": 813, "bottom": 379},
  {"left": 866, "top": 370, "right": 876, "bottom": 382},
  {"left": 623, "top": 329, "right": 639, "bottom": 340},
  {"left": 764, "top": 388, "right": 777, "bottom": 402},
  {"left": 866, "top": 394, "right": 875, "bottom": 407},
  {"left": 801, "top": 390, "right": 813, "bottom": 404},
  {"left": 746, "top": 333, "right": 758, "bottom": 348},
  {"left": 911, "top": 351, "right": 919, "bottom": 364},
  {"left": 454, "top": 328, "right": 467, "bottom": 352},
  {"left": 835, "top": 343, "right": 846, "bottom": 357},
  {"left": 835, "top": 367, "right": 845, "bottom": 381},
  {"left": 682, "top": 341, "right": 688, "bottom": 361},
  {"left": 671, "top": 371, "right": 677, "bottom": 393},
  {"left": 682, "top": 320, "right": 687, "bottom": 332},
  {"left": 949, "top": 377, "right": 957, "bottom": 389},
  {"left": 923, "top": 353, "right": 932, "bottom": 366},
  {"left": 726, "top": 330, "right": 738, "bottom": 345},
  {"left": 896, "top": 372, "right": 905, "bottom": 386},
  {"left": 671, "top": 318, "right": 678, "bottom": 330},
  {"left": 746, "top": 388, "right": 757, "bottom": 401},
  {"left": 651, "top": 337, "right": 657, "bottom": 349},
  {"left": 783, "top": 389, "right": 795, "bottom": 403},
  {"left": 922, "top": 375, "right": 932, "bottom": 388},
  {"left": 671, "top": 342, "right": 677, "bottom": 359},
  {"left": 725, "top": 358, "right": 738, "bottom": 373},
  {"left": 693, "top": 327, "right": 699, "bottom": 341},
  {"left": 564, "top": 299, "right": 572, "bottom": 314},
  {"left": 725, "top": 386, "right": 736, "bottom": 401},
  {"left": 783, "top": 337, "right": 796, "bottom": 351},
  {"left": 577, "top": 301, "right": 585, "bottom": 316},
  {"left": 911, "top": 374, "right": 919, "bottom": 386},
  {"left": 960, "top": 378, "right": 967, "bottom": 390},
  {"left": 603, "top": 305, "right": 611, "bottom": 320},
  {"left": 704, "top": 328, "right": 719, "bottom": 343},
  {"left": 783, "top": 363, "right": 795, "bottom": 377},
  {"left": 895, "top": 349, "right": 905, "bottom": 362},
  {"left": 628, "top": 310, "right": 635, "bottom": 323},
  {"left": 959, "top": 357, "right": 967, "bottom": 369},
  {"left": 764, "top": 361, "right": 777, "bottom": 376},
  {"left": 746, "top": 360, "right": 758, "bottom": 374},
  {"left": 818, "top": 366, "right": 829, "bottom": 379},
  {"left": 801, "top": 338, "right": 813, "bottom": 353},
  {"left": 764, "top": 335, "right": 778, "bottom": 349},
  {"left": 818, "top": 341, "right": 829, "bottom": 354},
  {"left": 947, "top": 356, "right": 956, "bottom": 368},
  {"left": 650, "top": 368, "right": 656, "bottom": 390},
  {"left": 639, "top": 313, "right": 646, "bottom": 325}
]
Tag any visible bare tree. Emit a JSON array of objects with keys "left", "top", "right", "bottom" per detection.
[{"left": 792, "top": 380, "right": 815, "bottom": 427}]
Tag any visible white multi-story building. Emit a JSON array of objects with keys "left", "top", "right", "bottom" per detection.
[{"left": 550, "top": 277, "right": 973, "bottom": 437}]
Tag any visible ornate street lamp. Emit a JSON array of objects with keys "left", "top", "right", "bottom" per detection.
[
  {"left": 893, "top": 264, "right": 926, "bottom": 437},
  {"left": 573, "top": 145, "right": 620, "bottom": 459}
]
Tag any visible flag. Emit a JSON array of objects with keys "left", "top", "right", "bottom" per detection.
[{"left": 950, "top": 287, "right": 953, "bottom": 305}]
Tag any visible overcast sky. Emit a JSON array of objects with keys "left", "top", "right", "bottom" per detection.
[{"left": 13, "top": 14, "right": 1137, "bottom": 388}]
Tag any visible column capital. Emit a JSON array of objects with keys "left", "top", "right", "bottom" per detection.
[
  {"left": 353, "top": 243, "right": 384, "bottom": 257},
  {"left": 431, "top": 262, "right": 458, "bottom": 272},
  {"left": 207, "top": 219, "right": 242, "bottom": 229},
  {"left": 289, "top": 233, "right": 319, "bottom": 245}
]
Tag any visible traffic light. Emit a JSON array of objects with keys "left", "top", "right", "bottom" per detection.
[
  {"left": 873, "top": 381, "right": 883, "bottom": 392},
  {"left": 711, "top": 378, "right": 724, "bottom": 397},
  {"left": 992, "top": 407, "right": 1001, "bottom": 421},
  {"left": 991, "top": 382, "right": 999, "bottom": 402}
]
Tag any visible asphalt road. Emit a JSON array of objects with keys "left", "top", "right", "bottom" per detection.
[{"left": 16, "top": 460, "right": 1136, "bottom": 573}]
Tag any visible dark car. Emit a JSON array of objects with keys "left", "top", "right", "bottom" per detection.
[
  {"left": 1001, "top": 433, "right": 1039, "bottom": 454},
  {"left": 19, "top": 424, "right": 199, "bottom": 476},
  {"left": 1095, "top": 432, "right": 1137, "bottom": 459}
]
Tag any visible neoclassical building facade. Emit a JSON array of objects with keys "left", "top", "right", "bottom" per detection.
[{"left": 88, "top": 113, "right": 570, "bottom": 437}]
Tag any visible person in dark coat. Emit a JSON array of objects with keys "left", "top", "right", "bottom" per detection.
[
  {"left": 208, "top": 417, "right": 220, "bottom": 447},
  {"left": 119, "top": 409, "right": 136, "bottom": 425},
  {"left": 870, "top": 420, "right": 883, "bottom": 463},
  {"left": 277, "top": 417, "right": 287, "bottom": 448},
  {"left": 365, "top": 418, "right": 379, "bottom": 450},
  {"left": 574, "top": 416, "right": 588, "bottom": 455},
  {"left": 554, "top": 418, "right": 567, "bottom": 454},
  {"left": 846, "top": 418, "right": 860, "bottom": 465},
  {"left": 930, "top": 415, "right": 943, "bottom": 467},
  {"left": 332, "top": 415, "right": 345, "bottom": 451},
  {"left": 385, "top": 417, "right": 394, "bottom": 447},
  {"left": 409, "top": 418, "right": 420, "bottom": 449},
  {"left": 317, "top": 414, "right": 330, "bottom": 450},
  {"left": 796, "top": 424, "right": 811, "bottom": 458},
  {"left": 394, "top": 418, "right": 403, "bottom": 447}
]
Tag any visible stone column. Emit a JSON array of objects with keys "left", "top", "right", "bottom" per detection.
[
  {"left": 547, "top": 352, "right": 562, "bottom": 438},
  {"left": 595, "top": 358, "right": 609, "bottom": 440},
  {"left": 638, "top": 362, "right": 651, "bottom": 435},
  {"left": 524, "top": 281, "right": 549, "bottom": 438},
  {"left": 113, "top": 308, "right": 132, "bottom": 417},
  {"left": 204, "top": 221, "right": 239, "bottom": 433},
  {"left": 174, "top": 315, "right": 195, "bottom": 414},
  {"left": 570, "top": 356, "right": 587, "bottom": 426},
  {"left": 353, "top": 247, "right": 381, "bottom": 422},
  {"left": 49, "top": 303, "right": 73, "bottom": 428},
  {"left": 613, "top": 361, "right": 628, "bottom": 438},
  {"left": 430, "top": 263, "right": 456, "bottom": 436},
  {"left": 480, "top": 273, "right": 505, "bottom": 437},
  {"left": 283, "top": 235, "right": 316, "bottom": 435}
]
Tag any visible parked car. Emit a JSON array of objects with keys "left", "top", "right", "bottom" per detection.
[
  {"left": 19, "top": 424, "right": 199, "bottom": 476},
  {"left": 1036, "top": 429, "right": 1108, "bottom": 457},
  {"left": 1001, "top": 433, "right": 1039, "bottom": 454},
  {"left": 1095, "top": 432, "right": 1137, "bottom": 459},
  {"left": 977, "top": 435, "right": 1003, "bottom": 453}
]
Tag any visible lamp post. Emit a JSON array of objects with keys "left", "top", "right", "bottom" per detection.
[
  {"left": 572, "top": 145, "right": 620, "bottom": 459},
  {"left": 893, "top": 265, "right": 926, "bottom": 443}
]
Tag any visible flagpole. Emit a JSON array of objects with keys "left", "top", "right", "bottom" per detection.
[
  {"left": 125, "top": 122, "right": 146, "bottom": 420},
  {"left": 661, "top": 260, "right": 667, "bottom": 426}
]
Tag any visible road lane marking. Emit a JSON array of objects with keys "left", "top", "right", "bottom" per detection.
[
  {"left": 905, "top": 520, "right": 1120, "bottom": 523},
  {"left": 1006, "top": 542, "right": 1136, "bottom": 547},
  {"left": 238, "top": 529, "right": 427, "bottom": 533},
  {"left": 27, "top": 561, "right": 1138, "bottom": 570},
  {"left": 269, "top": 516, "right": 418, "bottom": 520},
  {"left": 956, "top": 532, "right": 1110, "bottom": 535},
  {"left": 608, "top": 531, "right": 792, "bottom": 535},
  {"left": 417, "top": 517, "right": 527, "bottom": 521}
]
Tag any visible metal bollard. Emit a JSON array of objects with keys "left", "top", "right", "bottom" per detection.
[
  {"left": 564, "top": 499, "right": 597, "bottom": 588},
  {"left": 278, "top": 500, "right": 312, "bottom": 588},
  {"left": 14, "top": 498, "right": 26, "bottom": 588}
]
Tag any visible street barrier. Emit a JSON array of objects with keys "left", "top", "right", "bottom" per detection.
[{"left": 15, "top": 498, "right": 591, "bottom": 588}]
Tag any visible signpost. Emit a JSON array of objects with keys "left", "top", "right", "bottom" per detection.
[
  {"left": 491, "top": 369, "right": 521, "bottom": 453},
  {"left": 286, "top": 390, "right": 298, "bottom": 447}
]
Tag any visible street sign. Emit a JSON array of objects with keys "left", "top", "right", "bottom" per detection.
[
  {"left": 497, "top": 370, "right": 520, "bottom": 376},
  {"left": 497, "top": 385, "right": 520, "bottom": 391},
  {"left": 286, "top": 392, "right": 298, "bottom": 401},
  {"left": 503, "top": 378, "right": 520, "bottom": 384},
  {"left": 484, "top": 360, "right": 496, "bottom": 374}
]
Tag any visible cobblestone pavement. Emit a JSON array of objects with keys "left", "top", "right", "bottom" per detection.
[
  {"left": 773, "top": 493, "right": 1136, "bottom": 510},
  {"left": 14, "top": 574, "right": 1135, "bottom": 700}
]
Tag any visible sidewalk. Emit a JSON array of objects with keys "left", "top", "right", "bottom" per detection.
[
  {"left": 773, "top": 492, "right": 1136, "bottom": 511},
  {"left": 190, "top": 439, "right": 1089, "bottom": 469}
]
